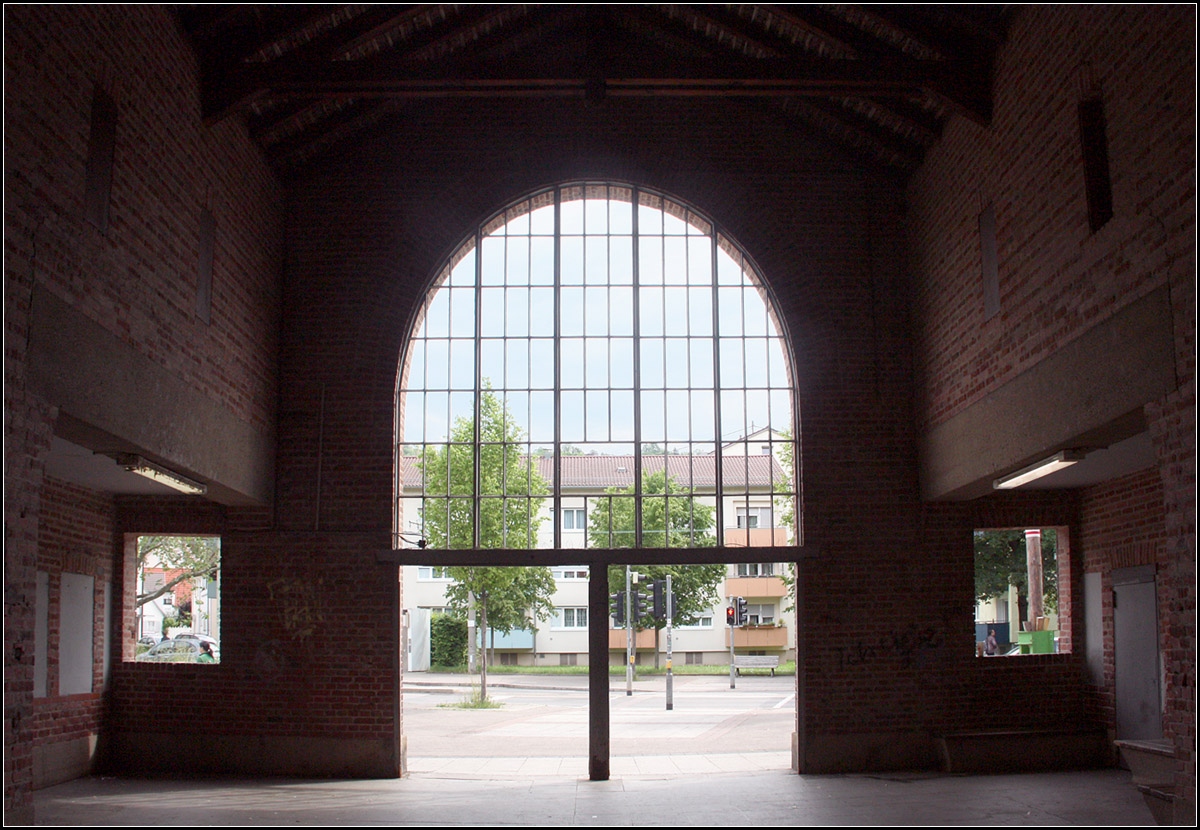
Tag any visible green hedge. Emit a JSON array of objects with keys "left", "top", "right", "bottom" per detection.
[{"left": 430, "top": 614, "right": 467, "bottom": 668}]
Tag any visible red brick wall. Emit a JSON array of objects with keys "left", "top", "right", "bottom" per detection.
[
  {"left": 29, "top": 479, "right": 115, "bottom": 786},
  {"left": 1081, "top": 469, "right": 1166, "bottom": 572},
  {"left": 908, "top": 5, "right": 1194, "bottom": 432},
  {"left": 907, "top": 4, "right": 1194, "bottom": 817},
  {"left": 101, "top": 524, "right": 401, "bottom": 778},
  {"left": 4, "top": 5, "right": 282, "bottom": 430},
  {"left": 4, "top": 5, "right": 282, "bottom": 817},
  {"left": 1147, "top": 387, "right": 1197, "bottom": 818}
]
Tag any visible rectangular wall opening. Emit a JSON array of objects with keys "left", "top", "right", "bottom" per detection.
[
  {"left": 975, "top": 527, "right": 1072, "bottom": 656},
  {"left": 125, "top": 534, "right": 221, "bottom": 664}
]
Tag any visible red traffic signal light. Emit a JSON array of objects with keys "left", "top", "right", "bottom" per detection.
[{"left": 726, "top": 606, "right": 736, "bottom": 626}]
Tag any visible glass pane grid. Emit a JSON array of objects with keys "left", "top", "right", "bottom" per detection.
[{"left": 398, "top": 184, "right": 797, "bottom": 552}]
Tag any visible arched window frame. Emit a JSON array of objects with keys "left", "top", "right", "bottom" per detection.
[{"left": 390, "top": 182, "right": 803, "bottom": 568}]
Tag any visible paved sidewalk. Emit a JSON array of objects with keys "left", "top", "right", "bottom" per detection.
[
  {"left": 402, "top": 669, "right": 785, "bottom": 694},
  {"left": 408, "top": 750, "right": 793, "bottom": 779}
]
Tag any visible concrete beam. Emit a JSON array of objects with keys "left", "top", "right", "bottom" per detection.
[
  {"left": 27, "top": 288, "right": 275, "bottom": 506},
  {"left": 919, "top": 286, "right": 1176, "bottom": 501}
]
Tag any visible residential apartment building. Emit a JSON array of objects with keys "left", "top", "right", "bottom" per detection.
[{"left": 402, "top": 431, "right": 795, "bottom": 668}]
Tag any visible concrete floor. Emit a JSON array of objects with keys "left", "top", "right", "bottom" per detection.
[{"left": 32, "top": 767, "right": 1156, "bottom": 825}]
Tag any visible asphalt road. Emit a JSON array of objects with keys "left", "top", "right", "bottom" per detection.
[{"left": 403, "top": 672, "right": 795, "bottom": 761}]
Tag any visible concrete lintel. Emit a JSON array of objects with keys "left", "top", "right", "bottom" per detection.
[
  {"left": 919, "top": 286, "right": 1176, "bottom": 501},
  {"left": 27, "top": 287, "right": 274, "bottom": 506}
]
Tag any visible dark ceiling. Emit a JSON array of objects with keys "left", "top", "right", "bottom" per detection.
[{"left": 178, "top": 4, "right": 1013, "bottom": 174}]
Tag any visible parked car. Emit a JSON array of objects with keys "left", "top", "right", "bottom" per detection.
[
  {"left": 173, "top": 633, "right": 220, "bottom": 661},
  {"left": 137, "top": 639, "right": 204, "bottom": 662},
  {"left": 137, "top": 636, "right": 157, "bottom": 647}
]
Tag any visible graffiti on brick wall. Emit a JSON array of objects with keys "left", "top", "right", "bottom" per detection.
[
  {"left": 834, "top": 625, "right": 948, "bottom": 669},
  {"left": 265, "top": 576, "right": 328, "bottom": 640}
]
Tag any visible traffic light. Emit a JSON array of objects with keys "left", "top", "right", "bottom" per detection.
[
  {"left": 631, "top": 588, "right": 645, "bottom": 622},
  {"left": 651, "top": 580, "right": 666, "bottom": 620},
  {"left": 726, "top": 605, "right": 736, "bottom": 627},
  {"left": 735, "top": 596, "right": 749, "bottom": 626},
  {"left": 610, "top": 591, "right": 626, "bottom": 626}
]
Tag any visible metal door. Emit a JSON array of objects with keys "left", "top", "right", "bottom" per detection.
[{"left": 1113, "top": 566, "right": 1161, "bottom": 740}]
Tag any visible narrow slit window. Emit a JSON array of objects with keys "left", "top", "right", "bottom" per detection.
[{"left": 1078, "top": 96, "right": 1114, "bottom": 232}]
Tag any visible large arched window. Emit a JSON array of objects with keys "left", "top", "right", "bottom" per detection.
[{"left": 396, "top": 183, "right": 798, "bottom": 555}]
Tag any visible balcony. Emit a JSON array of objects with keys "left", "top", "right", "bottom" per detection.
[
  {"left": 609, "top": 628, "right": 656, "bottom": 650},
  {"left": 485, "top": 628, "right": 534, "bottom": 649},
  {"left": 725, "top": 576, "right": 788, "bottom": 598},
  {"left": 725, "top": 625, "right": 789, "bottom": 649}
]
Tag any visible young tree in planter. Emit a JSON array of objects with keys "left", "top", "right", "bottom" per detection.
[{"left": 418, "top": 387, "right": 555, "bottom": 696}]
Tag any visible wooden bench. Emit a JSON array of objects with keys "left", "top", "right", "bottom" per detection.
[{"left": 733, "top": 655, "right": 780, "bottom": 676}]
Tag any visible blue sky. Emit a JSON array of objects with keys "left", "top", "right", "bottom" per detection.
[{"left": 402, "top": 199, "right": 792, "bottom": 450}]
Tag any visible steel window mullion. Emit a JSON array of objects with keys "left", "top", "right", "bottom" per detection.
[
  {"left": 553, "top": 188, "right": 562, "bottom": 550},
  {"left": 402, "top": 184, "right": 800, "bottom": 558},
  {"left": 472, "top": 227, "right": 484, "bottom": 549},
  {"left": 631, "top": 187, "right": 643, "bottom": 549},
  {"left": 711, "top": 229, "right": 724, "bottom": 536},
  {"left": 740, "top": 274, "right": 751, "bottom": 536}
]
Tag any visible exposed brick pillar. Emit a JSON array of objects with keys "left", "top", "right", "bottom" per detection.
[
  {"left": 1146, "top": 382, "right": 1196, "bottom": 825},
  {"left": 3, "top": 394, "right": 56, "bottom": 822}
]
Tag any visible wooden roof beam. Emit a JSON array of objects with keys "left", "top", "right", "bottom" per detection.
[
  {"left": 254, "top": 56, "right": 986, "bottom": 109},
  {"left": 756, "top": 4, "right": 896, "bottom": 58},
  {"left": 202, "top": 5, "right": 461, "bottom": 122}
]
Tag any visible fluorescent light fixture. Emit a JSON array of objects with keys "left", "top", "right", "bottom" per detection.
[
  {"left": 993, "top": 450, "right": 1086, "bottom": 490},
  {"left": 117, "top": 454, "right": 207, "bottom": 495}
]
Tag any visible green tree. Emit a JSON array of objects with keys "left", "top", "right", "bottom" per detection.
[
  {"left": 974, "top": 529, "right": 1058, "bottom": 626},
  {"left": 588, "top": 470, "right": 726, "bottom": 668},
  {"left": 443, "top": 566, "right": 556, "bottom": 640},
  {"left": 136, "top": 536, "right": 220, "bottom": 608},
  {"left": 418, "top": 387, "right": 555, "bottom": 695},
  {"left": 587, "top": 468, "right": 718, "bottom": 550},
  {"left": 418, "top": 388, "right": 549, "bottom": 550}
]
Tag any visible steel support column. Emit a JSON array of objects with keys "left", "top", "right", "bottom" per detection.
[{"left": 588, "top": 565, "right": 610, "bottom": 780}]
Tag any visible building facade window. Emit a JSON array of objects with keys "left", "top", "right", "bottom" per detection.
[
  {"left": 556, "top": 607, "right": 589, "bottom": 629},
  {"left": 746, "top": 603, "right": 775, "bottom": 625},
  {"left": 736, "top": 562, "right": 774, "bottom": 577}
]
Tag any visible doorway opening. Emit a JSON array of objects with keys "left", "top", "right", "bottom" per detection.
[{"left": 395, "top": 183, "right": 801, "bottom": 778}]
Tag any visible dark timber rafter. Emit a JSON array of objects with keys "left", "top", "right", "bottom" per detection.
[
  {"left": 182, "top": 4, "right": 1006, "bottom": 171},
  {"left": 228, "top": 57, "right": 988, "bottom": 112}
]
